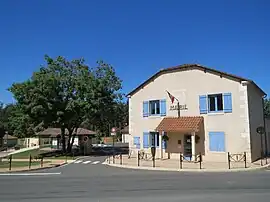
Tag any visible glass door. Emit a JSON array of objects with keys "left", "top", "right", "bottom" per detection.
[{"left": 183, "top": 134, "right": 192, "bottom": 157}]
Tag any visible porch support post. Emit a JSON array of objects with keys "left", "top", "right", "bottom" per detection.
[
  {"left": 160, "top": 131, "right": 163, "bottom": 159},
  {"left": 191, "top": 131, "right": 196, "bottom": 161}
]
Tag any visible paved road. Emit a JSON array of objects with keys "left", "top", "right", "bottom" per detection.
[{"left": 0, "top": 156, "right": 269, "bottom": 202}]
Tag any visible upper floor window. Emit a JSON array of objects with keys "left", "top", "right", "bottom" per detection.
[
  {"left": 199, "top": 93, "right": 232, "bottom": 114},
  {"left": 208, "top": 94, "right": 223, "bottom": 112},
  {"left": 143, "top": 99, "right": 166, "bottom": 117},
  {"left": 149, "top": 100, "right": 160, "bottom": 115}
]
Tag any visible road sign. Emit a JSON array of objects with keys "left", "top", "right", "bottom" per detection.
[
  {"left": 83, "top": 136, "right": 89, "bottom": 142},
  {"left": 111, "top": 127, "right": 117, "bottom": 136},
  {"left": 256, "top": 126, "right": 265, "bottom": 135}
]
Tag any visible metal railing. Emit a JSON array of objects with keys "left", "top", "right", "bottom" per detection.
[
  {"left": 227, "top": 152, "right": 247, "bottom": 169},
  {"left": 0, "top": 154, "right": 45, "bottom": 171},
  {"left": 179, "top": 153, "right": 202, "bottom": 169}
]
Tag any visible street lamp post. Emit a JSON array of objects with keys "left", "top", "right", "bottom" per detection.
[{"left": 111, "top": 127, "right": 117, "bottom": 163}]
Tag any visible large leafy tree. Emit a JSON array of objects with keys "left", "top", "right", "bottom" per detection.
[
  {"left": 264, "top": 98, "right": 270, "bottom": 118},
  {"left": 9, "top": 55, "right": 122, "bottom": 152},
  {"left": 0, "top": 103, "right": 15, "bottom": 137}
]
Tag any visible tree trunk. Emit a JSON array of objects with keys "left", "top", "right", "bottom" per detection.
[
  {"left": 70, "top": 133, "right": 76, "bottom": 152},
  {"left": 61, "top": 127, "right": 66, "bottom": 153},
  {"left": 66, "top": 128, "right": 73, "bottom": 153},
  {"left": 71, "top": 128, "right": 78, "bottom": 148}
]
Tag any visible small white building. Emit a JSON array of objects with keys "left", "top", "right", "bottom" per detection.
[{"left": 127, "top": 64, "right": 269, "bottom": 163}]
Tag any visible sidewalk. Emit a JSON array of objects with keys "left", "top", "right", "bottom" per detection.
[{"left": 105, "top": 155, "right": 270, "bottom": 172}]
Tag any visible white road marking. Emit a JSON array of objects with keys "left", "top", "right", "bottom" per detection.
[
  {"left": 83, "top": 160, "right": 91, "bottom": 164},
  {"left": 0, "top": 172, "right": 61, "bottom": 176},
  {"left": 102, "top": 162, "right": 106, "bottom": 165},
  {"left": 92, "top": 161, "right": 100, "bottom": 165},
  {"left": 74, "top": 160, "right": 83, "bottom": 164}
]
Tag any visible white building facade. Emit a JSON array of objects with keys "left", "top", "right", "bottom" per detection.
[{"left": 128, "top": 64, "right": 269, "bottom": 163}]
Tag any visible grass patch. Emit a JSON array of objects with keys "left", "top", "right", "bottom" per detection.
[
  {"left": 0, "top": 161, "right": 50, "bottom": 168},
  {"left": 10, "top": 149, "right": 46, "bottom": 159}
]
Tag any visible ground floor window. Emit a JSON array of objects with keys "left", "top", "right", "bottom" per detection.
[{"left": 149, "top": 132, "right": 159, "bottom": 147}]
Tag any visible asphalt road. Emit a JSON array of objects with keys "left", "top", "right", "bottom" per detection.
[{"left": 0, "top": 156, "right": 270, "bottom": 202}]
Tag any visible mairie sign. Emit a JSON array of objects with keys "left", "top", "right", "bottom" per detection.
[{"left": 169, "top": 104, "right": 188, "bottom": 111}]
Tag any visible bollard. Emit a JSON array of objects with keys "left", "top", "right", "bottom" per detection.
[
  {"left": 137, "top": 151, "right": 140, "bottom": 167},
  {"left": 179, "top": 153, "right": 183, "bottom": 169},
  {"left": 29, "top": 155, "right": 32, "bottom": 169},
  {"left": 244, "top": 152, "right": 247, "bottom": 168},
  {"left": 261, "top": 150, "right": 263, "bottom": 166},
  {"left": 9, "top": 155, "right": 12, "bottom": 171},
  {"left": 199, "top": 153, "right": 202, "bottom": 169},
  {"left": 41, "top": 157, "right": 44, "bottom": 168},
  {"left": 228, "top": 152, "right": 231, "bottom": 169},
  {"left": 152, "top": 156, "right": 155, "bottom": 168},
  {"left": 120, "top": 154, "right": 123, "bottom": 165},
  {"left": 113, "top": 154, "right": 115, "bottom": 164}
]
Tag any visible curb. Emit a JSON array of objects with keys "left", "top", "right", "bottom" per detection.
[
  {"left": 0, "top": 163, "right": 65, "bottom": 174},
  {"left": 0, "top": 156, "right": 86, "bottom": 173},
  {"left": 103, "top": 161, "right": 270, "bottom": 173}
]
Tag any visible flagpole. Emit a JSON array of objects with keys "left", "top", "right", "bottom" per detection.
[
  {"left": 177, "top": 101, "right": 180, "bottom": 118},
  {"left": 166, "top": 90, "right": 180, "bottom": 118}
]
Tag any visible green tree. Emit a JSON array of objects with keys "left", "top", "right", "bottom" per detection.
[
  {"left": 9, "top": 55, "right": 122, "bottom": 152},
  {"left": 0, "top": 103, "right": 15, "bottom": 137},
  {"left": 264, "top": 98, "right": 270, "bottom": 118}
]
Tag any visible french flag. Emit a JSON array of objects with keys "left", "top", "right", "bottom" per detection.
[{"left": 166, "top": 91, "right": 176, "bottom": 104}]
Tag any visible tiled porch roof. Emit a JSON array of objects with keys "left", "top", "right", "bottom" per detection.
[{"left": 156, "top": 116, "right": 203, "bottom": 132}]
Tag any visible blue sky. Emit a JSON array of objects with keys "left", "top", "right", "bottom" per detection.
[{"left": 0, "top": 0, "right": 269, "bottom": 104}]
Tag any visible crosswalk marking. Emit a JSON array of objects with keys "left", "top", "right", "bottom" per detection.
[
  {"left": 74, "top": 160, "right": 83, "bottom": 164},
  {"left": 92, "top": 161, "right": 100, "bottom": 164},
  {"left": 83, "top": 160, "right": 91, "bottom": 164}
]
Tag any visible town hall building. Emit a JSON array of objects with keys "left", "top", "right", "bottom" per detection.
[{"left": 127, "top": 64, "right": 269, "bottom": 163}]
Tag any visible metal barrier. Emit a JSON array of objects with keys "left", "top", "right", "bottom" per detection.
[
  {"left": 179, "top": 153, "right": 202, "bottom": 169},
  {"left": 227, "top": 152, "right": 247, "bottom": 169},
  {"left": 108, "top": 154, "right": 123, "bottom": 165},
  {"left": 0, "top": 155, "right": 12, "bottom": 171},
  {"left": 0, "top": 154, "right": 45, "bottom": 171}
]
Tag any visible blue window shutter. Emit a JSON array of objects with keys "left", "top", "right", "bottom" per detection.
[
  {"left": 209, "top": 132, "right": 225, "bottom": 152},
  {"left": 199, "top": 95, "right": 208, "bottom": 114},
  {"left": 217, "top": 132, "right": 225, "bottom": 152},
  {"left": 223, "top": 93, "right": 232, "bottom": 113},
  {"left": 160, "top": 99, "right": 166, "bottom": 116},
  {"left": 143, "top": 101, "right": 149, "bottom": 117},
  {"left": 143, "top": 132, "right": 149, "bottom": 148},
  {"left": 133, "top": 137, "right": 138, "bottom": 145},
  {"left": 209, "top": 132, "right": 217, "bottom": 151},
  {"left": 134, "top": 137, "right": 140, "bottom": 149}
]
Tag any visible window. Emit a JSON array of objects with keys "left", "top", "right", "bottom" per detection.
[
  {"left": 149, "top": 132, "right": 159, "bottom": 147},
  {"left": 208, "top": 94, "right": 223, "bottom": 112},
  {"left": 149, "top": 100, "right": 160, "bottom": 115}
]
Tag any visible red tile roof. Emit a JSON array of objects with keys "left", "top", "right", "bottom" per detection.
[
  {"left": 38, "top": 128, "right": 96, "bottom": 137},
  {"left": 127, "top": 64, "right": 265, "bottom": 96},
  {"left": 156, "top": 116, "right": 203, "bottom": 132}
]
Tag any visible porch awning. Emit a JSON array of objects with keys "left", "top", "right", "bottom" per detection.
[{"left": 156, "top": 116, "right": 203, "bottom": 132}]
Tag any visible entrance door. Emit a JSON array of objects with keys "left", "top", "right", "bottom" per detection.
[{"left": 183, "top": 134, "right": 192, "bottom": 158}]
